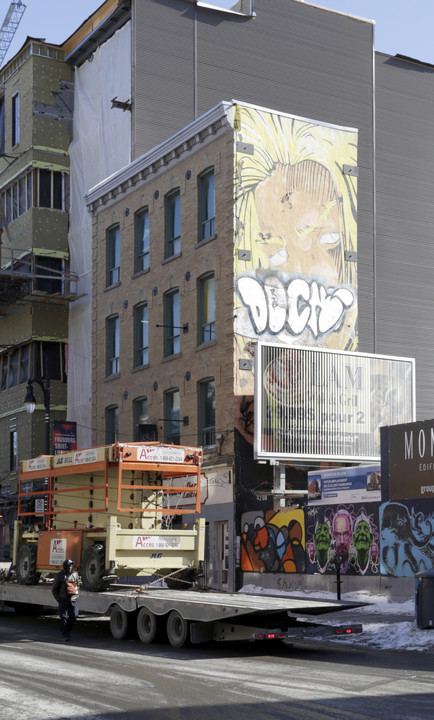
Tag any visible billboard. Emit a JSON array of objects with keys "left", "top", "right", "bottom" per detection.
[
  {"left": 308, "top": 464, "right": 381, "bottom": 506},
  {"left": 255, "top": 343, "right": 415, "bottom": 462},
  {"left": 386, "top": 419, "right": 434, "bottom": 501},
  {"left": 233, "top": 102, "right": 358, "bottom": 397}
]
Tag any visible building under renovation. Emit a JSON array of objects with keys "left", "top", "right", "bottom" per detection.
[{"left": 1, "top": 1, "right": 434, "bottom": 590}]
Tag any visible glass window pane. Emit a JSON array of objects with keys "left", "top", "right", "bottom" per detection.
[
  {"left": 39, "top": 169, "right": 51, "bottom": 208},
  {"left": 107, "top": 315, "right": 119, "bottom": 375},
  {"left": 107, "top": 225, "right": 120, "bottom": 286},
  {"left": 164, "top": 389, "right": 180, "bottom": 444},
  {"left": 165, "top": 190, "right": 181, "bottom": 258},
  {"left": 133, "top": 396, "right": 148, "bottom": 441},
  {"left": 199, "top": 378, "right": 215, "bottom": 446},
  {"left": 199, "top": 169, "right": 215, "bottom": 240},
  {"left": 19, "top": 178, "right": 25, "bottom": 215},
  {"left": 199, "top": 273, "right": 215, "bottom": 344},
  {"left": 164, "top": 289, "right": 180, "bottom": 356},
  {"left": 19, "top": 344, "right": 29, "bottom": 384},
  {"left": 106, "top": 405, "right": 119, "bottom": 444},
  {"left": 135, "top": 208, "right": 149, "bottom": 273},
  {"left": 134, "top": 303, "right": 148, "bottom": 367},
  {"left": 52, "top": 171, "right": 62, "bottom": 209}
]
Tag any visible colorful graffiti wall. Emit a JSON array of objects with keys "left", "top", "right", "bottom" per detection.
[
  {"left": 306, "top": 503, "right": 380, "bottom": 575},
  {"left": 380, "top": 501, "right": 434, "bottom": 577},
  {"left": 241, "top": 508, "right": 305, "bottom": 573},
  {"left": 233, "top": 103, "right": 358, "bottom": 397}
]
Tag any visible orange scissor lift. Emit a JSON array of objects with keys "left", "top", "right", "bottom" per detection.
[{"left": 13, "top": 442, "right": 205, "bottom": 591}]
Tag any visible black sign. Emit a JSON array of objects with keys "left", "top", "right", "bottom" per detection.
[{"left": 388, "top": 419, "right": 434, "bottom": 500}]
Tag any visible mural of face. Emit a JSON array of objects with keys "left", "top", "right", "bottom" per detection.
[
  {"left": 254, "top": 160, "right": 342, "bottom": 286},
  {"left": 333, "top": 510, "right": 352, "bottom": 565},
  {"left": 353, "top": 518, "right": 373, "bottom": 572},
  {"left": 314, "top": 521, "right": 332, "bottom": 570}
]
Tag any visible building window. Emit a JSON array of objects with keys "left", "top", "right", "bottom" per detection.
[
  {"left": 135, "top": 207, "right": 149, "bottom": 273},
  {"left": 198, "top": 167, "right": 215, "bottom": 241},
  {"left": 133, "top": 396, "right": 148, "bottom": 441},
  {"left": 165, "top": 189, "right": 181, "bottom": 258},
  {"left": 12, "top": 92, "right": 19, "bottom": 146},
  {"left": 107, "top": 224, "right": 120, "bottom": 286},
  {"left": 198, "top": 378, "right": 215, "bottom": 447},
  {"left": 164, "top": 388, "right": 180, "bottom": 444},
  {"left": 0, "top": 171, "right": 33, "bottom": 223},
  {"left": 198, "top": 273, "right": 215, "bottom": 344},
  {"left": 106, "top": 405, "right": 119, "bottom": 444},
  {"left": 163, "top": 288, "right": 180, "bottom": 357},
  {"left": 38, "top": 169, "right": 63, "bottom": 209},
  {"left": 10, "top": 429, "right": 18, "bottom": 472},
  {"left": 134, "top": 302, "right": 148, "bottom": 367},
  {"left": 106, "top": 315, "right": 120, "bottom": 376}
]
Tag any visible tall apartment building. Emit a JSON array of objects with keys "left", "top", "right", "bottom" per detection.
[
  {"left": 0, "top": 0, "right": 131, "bottom": 558},
  {"left": 0, "top": 39, "right": 73, "bottom": 555}
]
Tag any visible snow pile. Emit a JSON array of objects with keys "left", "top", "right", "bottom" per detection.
[{"left": 240, "top": 585, "right": 434, "bottom": 652}]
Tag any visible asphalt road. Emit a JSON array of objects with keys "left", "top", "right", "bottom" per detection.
[{"left": 0, "top": 609, "right": 432, "bottom": 720}]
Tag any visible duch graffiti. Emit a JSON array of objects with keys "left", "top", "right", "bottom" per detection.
[{"left": 233, "top": 104, "right": 358, "bottom": 397}]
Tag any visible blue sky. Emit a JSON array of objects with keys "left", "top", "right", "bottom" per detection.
[{"left": 2, "top": 0, "right": 434, "bottom": 67}]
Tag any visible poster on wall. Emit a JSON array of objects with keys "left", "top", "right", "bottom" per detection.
[
  {"left": 254, "top": 343, "right": 415, "bottom": 462},
  {"left": 308, "top": 465, "right": 381, "bottom": 506},
  {"left": 53, "top": 421, "right": 77, "bottom": 455},
  {"left": 233, "top": 102, "right": 359, "bottom": 399}
]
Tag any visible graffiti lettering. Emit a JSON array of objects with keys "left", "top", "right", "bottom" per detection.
[{"left": 236, "top": 274, "right": 354, "bottom": 339}]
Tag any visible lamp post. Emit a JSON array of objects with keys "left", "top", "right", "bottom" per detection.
[{"left": 23, "top": 377, "right": 51, "bottom": 455}]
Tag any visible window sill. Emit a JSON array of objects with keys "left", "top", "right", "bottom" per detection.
[
  {"left": 132, "top": 268, "right": 150, "bottom": 280},
  {"left": 131, "top": 363, "right": 149, "bottom": 373},
  {"left": 104, "top": 372, "right": 120, "bottom": 382},
  {"left": 104, "top": 282, "right": 121, "bottom": 292},
  {"left": 161, "top": 352, "right": 181, "bottom": 363},
  {"left": 195, "top": 233, "right": 217, "bottom": 249},
  {"left": 162, "top": 251, "right": 182, "bottom": 265},
  {"left": 196, "top": 339, "right": 216, "bottom": 351}
]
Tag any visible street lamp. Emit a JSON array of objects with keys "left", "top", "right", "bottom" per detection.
[{"left": 23, "top": 377, "right": 51, "bottom": 455}]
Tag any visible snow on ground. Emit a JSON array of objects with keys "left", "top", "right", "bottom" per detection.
[{"left": 240, "top": 585, "right": 434, "bottom": 653}]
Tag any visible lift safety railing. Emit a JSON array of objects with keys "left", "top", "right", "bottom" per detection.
[{"left": 17, "top": 442, "right": 202, "bottom": 529}]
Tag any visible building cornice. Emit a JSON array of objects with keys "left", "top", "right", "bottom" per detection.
[{"left": 85, "top": 101, "right": 234, "bottom": 213}]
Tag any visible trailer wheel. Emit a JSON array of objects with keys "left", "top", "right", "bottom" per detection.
[
  {"left": 81, "top": 543, "right": 109, "bottom": 591},
  {"left": 137, "top": 607, "right": 159, "bottom": 644},
  {"left": 110, "top": 604, "right": 136, "bottom": 640},
  {"left": 166, "top": 610, "right": 190, "bottom": 648},
  {"left": 16, "top": 544, "right": 40, "bottom": 585}
]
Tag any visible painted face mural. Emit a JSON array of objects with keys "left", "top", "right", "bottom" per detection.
[
  {"left": 234, "top": 105, "right": 358, "bottom": 396},
  {"left": 307, "top": 505, "right": 380, "bottom": 575},
  {"left": 380, "top": 502, "right": 434, "bottom": 577}
]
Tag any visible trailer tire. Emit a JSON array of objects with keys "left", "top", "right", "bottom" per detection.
[
  {"left": 16, "top": 544, "right": 40, "bottom": 585},
  {"left": 137, "top": 607, "right": 159, "bottom": 644},
  {"left": 81, "top": 543, "right": 109, "bottom": 591},
  {"left": 166, "top": 610, "right": 190, "bottom": 648},
  {"left": 110, "top": 605, "right": 137, "bottom": 640}
]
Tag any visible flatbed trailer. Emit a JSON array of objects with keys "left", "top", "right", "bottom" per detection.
[{"left": 0, "top": 579, "right": 363, "bottom": 648}]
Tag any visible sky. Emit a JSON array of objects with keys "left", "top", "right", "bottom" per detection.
[{"left": 1, "top": 0, "right": 434, "bottom": 68}]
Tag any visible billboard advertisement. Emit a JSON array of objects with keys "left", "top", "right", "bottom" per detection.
[
  {"left": 308, "top": 464, "right": 381, "bottom": 506},
  {"left": 233, "top": 102, "right": 358, "bottom": 398},
  {"left": 255, "top": 343, "right": 415, "bottom": 462},
  {"left": 386, "top": 419, "right": 434, "bottom": 501}
]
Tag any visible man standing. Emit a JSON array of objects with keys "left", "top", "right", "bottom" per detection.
[{"left": 52, "top": 559, "right": 80, "bottom": 641}]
